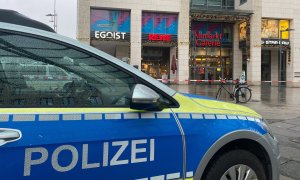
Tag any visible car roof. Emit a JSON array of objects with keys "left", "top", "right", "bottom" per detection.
[
  {"left": 0, "top": 22, "right": 177, "bottom": 97},
  {"left": 0, "top": 9, "right": 55, "bottom": 33}
]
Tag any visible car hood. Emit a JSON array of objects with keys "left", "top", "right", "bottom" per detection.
[{"left": 173, "top": 93, "right": 261, "bottom": 118}]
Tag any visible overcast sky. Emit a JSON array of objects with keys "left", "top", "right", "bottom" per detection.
[{"left": 0, "top": 0, "right": 77, "bottom": 39}]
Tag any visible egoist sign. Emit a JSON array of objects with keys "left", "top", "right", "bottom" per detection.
[
  {"left": 94, "top": 31, "right": 126, "bottom": 40},
  {"left": 194, "top": 32, "right": 223, "bottom": 47}
]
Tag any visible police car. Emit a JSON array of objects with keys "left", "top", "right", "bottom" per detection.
[{"left": 0, "top": 10, "right": 279, "bottom": 180}]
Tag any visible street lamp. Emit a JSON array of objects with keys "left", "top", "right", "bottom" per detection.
[
  {"left": 46, "top": 0, "right": 57, "bottom": 32},
  {"left": 279, "top": 28, "right": 294, "bottom": 86}
]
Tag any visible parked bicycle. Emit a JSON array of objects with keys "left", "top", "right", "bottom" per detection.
[{"left": 216, "top": 78, "right": 252, "bottom": 103}]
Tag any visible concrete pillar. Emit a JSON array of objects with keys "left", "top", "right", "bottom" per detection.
[
  {"left": 130, "top": 9, "right": 142, "bottom": 69},
  {"left": 233, "top": 23, "right": 243, "bottom": 79},
  {"left": 177, "top": 0, "right": 190, "bottom": 84},
  {"left": 77, "top": 0, "right": 90, "bottom": 44},
  {"left": 288, "top": 18, "right": 300, "bottom": 87},
  {"left": 247, "top": 1, "right": 262, "bottom": 85}
]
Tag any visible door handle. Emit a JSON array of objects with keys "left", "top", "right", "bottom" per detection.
[{"left": 0, "top": 128, "right": 22, "bottom": 146}]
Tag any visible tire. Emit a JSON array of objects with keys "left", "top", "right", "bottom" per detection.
[
  {"left": 235, "top": 87, "right": 252, "bottom": 103},
  {"left": 216, "top": 88, "right": 222, "bottom": 100},
  {"left": 203, "top": 149, "right": 267, "bottom": 180}
]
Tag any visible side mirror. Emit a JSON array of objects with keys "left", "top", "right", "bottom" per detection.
[{"left": 130, "top": 84, "right": 165, "bottom": 111}]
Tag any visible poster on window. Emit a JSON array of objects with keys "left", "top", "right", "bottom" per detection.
[
  {"left": 261, "top": 19, "right": 279, "bottom": 39},
  {"left": 142, "top": 13, "right": 178, "bottom": 35},
  {"left": 239, "top": 22, "right": 247, "bottom": 41},
  {"left": 142, "top": 12, "right": 178, "bottom": 42},
  {"left": 280, "top": 20, "right": 289, "bottom": 39},
  {"left": 90, "top": 9, "right": 130, "bottom": 40}
]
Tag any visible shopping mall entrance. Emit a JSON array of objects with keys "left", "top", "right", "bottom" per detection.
[
  {"left": 190, "top": 47, "right": 233, "bottom": 81},
  {"left": 141, "top": 46, "right": 170, "bottom": 79},
  {"left": 190, "top": 22, "right": 233, "bottom": 81}
]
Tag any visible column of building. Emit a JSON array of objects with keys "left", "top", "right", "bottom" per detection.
[
  {"left": 247, "top": 1, "right": 262, "bottom": 85},
  {"left": 76, "top": 0, "right": 90, "bottom": 45},
  {"left": 130, "top": 10, "right": 142, "bottom": 70},
  {"left": 233, "top": 23, "right": 243, "bottom": 79},
  {"left": 177, "top": 0, "right": 190, "bottom": 83}
]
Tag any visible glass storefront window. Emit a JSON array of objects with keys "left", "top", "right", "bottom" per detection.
[
  {"left": 207, "top": 47, "right": 221, "bottom": 56},
  {"left": 261, "top": 19, "right": 279, "bottom": 39},
  {"left": 208, "top": 0, "right": 221, "bottom": 7},
  {"left": 141, "top": 47, "right": 170, "bottom": 79},
  {"left": 190, "top": 0, "right": 234, "bottom": 9},
  {"left": 261, "top": 19, "right": 290, "bottom": 40},
  {"left": 192, "top": 0, "right": 207, "bottom": 5},
  {"left": 280, "top": 20, "right": 290, "bottom": 39},
  {"left": 191, "top": 22, "right": 233, "bottom": 81},
  {"left": 223, "top": 24, "right": 233, "bottom": 42},
  {"left": 142, "top": 12, "right": 178, "bottom": 35}
]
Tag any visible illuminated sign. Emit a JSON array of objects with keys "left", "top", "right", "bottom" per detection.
[
  {"left": 94, "top": 31, "right": 126, "bottom": 40},
  {"left": 148, "top": 34, "right": 171, "bottom": 42},
  {"left": 194, "top": 32, "right": 222, "bottom": 47},
  {"left": 261, "top": 39, "right": 290, "bottom": 46}
]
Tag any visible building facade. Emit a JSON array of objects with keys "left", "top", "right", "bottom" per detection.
[
  {"left": 77, "top": 0, "right": 189, "bottom": 83},
  {"left": 77, "top": 0, "right": 300, "bottom": 87}
]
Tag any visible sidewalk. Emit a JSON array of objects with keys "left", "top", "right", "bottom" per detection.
[{"left": 169, "top": 84, "right": 300, "bottom": 180}]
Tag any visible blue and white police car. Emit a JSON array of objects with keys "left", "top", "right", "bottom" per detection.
[{"left": 0, "top": 10, "right": 279, "bottom": 180}]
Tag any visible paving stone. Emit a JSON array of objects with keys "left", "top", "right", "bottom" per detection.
[
  {"left": 279, "top": 146, "right": 300, "bottom": 162},
  {"left": 291, "top": 137, "right": 300, "bottom": 144},
  {"left": 280, "top": 161, "right": 300, "bottom": 180},
  {"left": 289, "top": 126, "right": 300, "bottom": 132},
  {"left": 267, "top": 119, "right": 285, "bottom": 124},
  {"left": 280, "top": 175, "right": 295, "bottom": 180},
  {"left": 271, "top": 122, "right": 298, "bottom": 129},
  {"left": 286, "top": 119, "right": 300, "bottom": 126},
  {"left": 271, "top": 127, "right": 300, "bottom": 138}
]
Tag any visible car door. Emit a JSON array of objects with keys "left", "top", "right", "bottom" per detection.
[{"left": 0, "top": 29, "right": 183, "bottom": 179}]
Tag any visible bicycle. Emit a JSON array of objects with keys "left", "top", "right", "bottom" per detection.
[{"left": 215, "top": 79, "right": 252, "bottom": 103}]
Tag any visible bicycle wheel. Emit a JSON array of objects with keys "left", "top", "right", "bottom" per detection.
[
  {"left": 216, "top": 87, "right": 222, "bottom": 100},
  {"left": 235, "top": 87, "right": 252, "bottom": 103}
]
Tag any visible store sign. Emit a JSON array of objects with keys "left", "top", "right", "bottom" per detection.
[
  {"left": 148, "top": 34, "right": 171, "bottom": 42},
  {"left": 194, "top": 32, "right": 222, "bottom": 47},
  {"left": 94, "top": 31, "right": 126, "bottom": 40},
  {"left": 261, "top": 39, "right": 290, "bottom": 46}
]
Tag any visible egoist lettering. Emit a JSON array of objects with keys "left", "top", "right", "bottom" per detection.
[
  {"left": 94, "top": 31, "right": 126, "bottom": 40},
  {"left": 23, "top": 139, "right": 155, "bottom": 176},
  {"left": 194, "top": 32, "right": 223, "bottom": 47}
]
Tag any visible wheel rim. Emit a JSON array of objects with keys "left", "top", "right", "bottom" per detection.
[{"left": 220, "top": 164, "right": 258, "bottom": 180}]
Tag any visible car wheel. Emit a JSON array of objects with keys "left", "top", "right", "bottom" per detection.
[{"left": 202, "top": 149, "right": 267, "bottom": 180}]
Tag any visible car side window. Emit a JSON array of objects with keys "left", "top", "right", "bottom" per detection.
[{"left": 0, "top": 31, "right": 137, "bottom": 107}]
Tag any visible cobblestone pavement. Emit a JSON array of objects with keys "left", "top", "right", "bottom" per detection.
[{"left": 169, "top": 84, "right": 300, "bottom": 180}]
